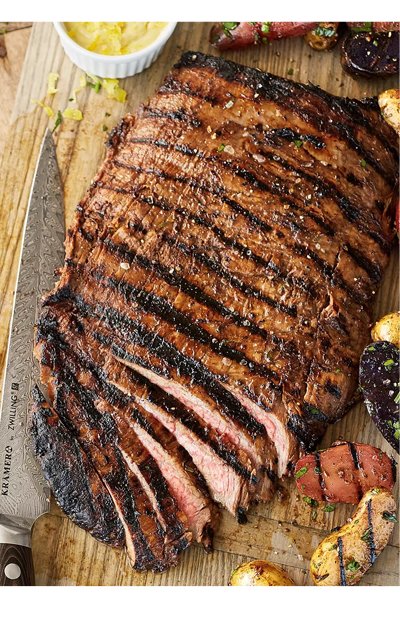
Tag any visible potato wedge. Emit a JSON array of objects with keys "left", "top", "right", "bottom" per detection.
[
  {"left": 371, "top": 311, "right": 400, "bottom": 348},
  {"left": 311, "top": 488, "right": 397, "bottom": 586},
  {"left": 229, "top": 560, "right": 294, "bottom": 586},
  {"left": 378, "top": 89, "right": 400, "bottom": 135}
]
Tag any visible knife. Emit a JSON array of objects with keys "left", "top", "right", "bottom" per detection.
[{"left": 0, "top": 130, "right": 65, "bottom": 586}]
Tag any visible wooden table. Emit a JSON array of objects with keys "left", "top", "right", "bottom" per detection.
[{"left": 0, "top": 22, "right": 398, "bottom": 586}]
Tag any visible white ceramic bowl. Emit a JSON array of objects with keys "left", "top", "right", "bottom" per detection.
[{"left": 53, "top": 22, "right": 177, "bottom": 78}]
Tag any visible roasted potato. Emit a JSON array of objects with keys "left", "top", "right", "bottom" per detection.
[
  {"left": 304, "top": 23, "right": 340, "bottom": 51},
  {"left": 311, "top": 488, "right": 397, "bottom": 586},
  {"left": 378, "top": 89, "right": 400, "bottom": 135},
  {"left": 371, "top": 311, "right": 400, "bottom": 348},
  {"left": 229, "top": 560, "right": 294, "bottom": 586},
  {"left": 359, "top": 341, "right": 400, "bottom": 452},
  {"left": 295, "top": 442, "right": 395, "bottom": 503}
]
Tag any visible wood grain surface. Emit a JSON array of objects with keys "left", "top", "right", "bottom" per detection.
[{"left": 0, "top": 22, "right": 398, "bottom": 586}]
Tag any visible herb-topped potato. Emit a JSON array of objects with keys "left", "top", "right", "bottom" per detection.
[
  {"left": 371, "top": 311, "right": 400, "bottom": 348},
  {"left": 311, "top": 488, "right": 397, "bottom": 585}
]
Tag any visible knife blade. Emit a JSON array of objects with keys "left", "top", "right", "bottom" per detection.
[{"left": 0, "top": 130, "right": 65, "bottom": 585}]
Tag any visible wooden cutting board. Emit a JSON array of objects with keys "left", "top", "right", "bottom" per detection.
[{"left": 0, "top": 22, "right": 398, "bottom": 586}]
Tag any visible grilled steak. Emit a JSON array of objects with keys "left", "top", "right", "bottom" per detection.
[{"left": 32, "top": 51, "right": 398, "bottom": 572}]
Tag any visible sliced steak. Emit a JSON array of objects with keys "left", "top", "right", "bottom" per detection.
[
  {"left": 35, "top": 308, "right": 218, "bottom": 548},
  {"left": 34, "top": 51, "right": 398, "bottom": 570}
]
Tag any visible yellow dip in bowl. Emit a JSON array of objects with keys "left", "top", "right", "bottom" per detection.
[{"left": 64, "top": 22, "right": 169, "bottom": 56}]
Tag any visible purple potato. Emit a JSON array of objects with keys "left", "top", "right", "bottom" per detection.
[{"left": 359, "top": 341, "right": 399, "bottom": 453}]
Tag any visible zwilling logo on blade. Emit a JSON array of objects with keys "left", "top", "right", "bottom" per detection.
[{"left": 1, "top": 382, "right": 19, "bottom": 496}]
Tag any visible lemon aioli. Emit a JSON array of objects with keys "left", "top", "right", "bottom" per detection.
[{"left": 64, "top": 22, "right": 168, "bottom": 56}]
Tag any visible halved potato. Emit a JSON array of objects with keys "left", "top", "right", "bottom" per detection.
[
  {"left": 229, "top": 560, "right": 295, "bottom": 586},
  {"left": 371, "top": 311, "right": 400, "bottom": 348},
  {"left": 311, "top": 488, "right": 397, "bottom": 586}
]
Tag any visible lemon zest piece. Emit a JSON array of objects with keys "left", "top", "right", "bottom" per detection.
[
  {"left": 102, "top": 78, "right": 126, "bottom": 103},
  {"left": 47, "top": 72, "right": 59, "bottom": 95},
  {"left": 31, "top": 99, "right": 54, "bottom": 118},
  {"left": 62, "top": 107, "right": 83, "bottom": 121}
]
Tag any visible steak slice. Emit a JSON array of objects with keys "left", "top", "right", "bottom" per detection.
[
  {"left": 34, "top": 51, "right": 398, "bottom": 570},
  {"left": 31, "top": 386, "right": 124, "bottom": 547}
]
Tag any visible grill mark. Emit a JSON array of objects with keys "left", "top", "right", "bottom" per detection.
[
  {"left": 244, "top": 145, "right": 389, "bottom": 257},
  {"left": 106, "top": 161, "right": 382, "bottom": 300},
  {"left": 337, "top": 536, "right": 347, "bottom": 586},
  {"left": 144, "top": 388, "right": 256, "bottom": 483},
  {"left": 304, "top": 85, "right": 399, "bottom": 166},
  {"left": 70, "top": 293, "right": 267, "bottom": 439},
  {"left": 89, "top": 265, "right": 280, "bottom": 383},
  {"left": 131, "top": 133, "right": 382, "bottom": 255},
  {"left": 162, "top": 235, "right": 297, "bottom": 318},
  {"left": 314, "top": 451, "right": 326, "bottom": 491},
  {"left": 99, "top": 234, "right": 293, "bottom": 351},
  {"left": 325, "top": 381, "right": 342, "bottom": 398},
  {"left": 142, "top": 106, "right": 202, "bottom": 128},
  {"left": 366, "top": 498, "right": 377, "bottom": 565},
  {"left": 348, "top": 442, "right": 361, "bottom": 470},
  {"left": 348, "top": 442, "right": 363, "bottom": 500},
  {"left": 261, "top": 127, "right": 325, "bottom": 149},
  {"left": 292, "top": 243, "right": 364, "bottom": 308},
  {"left": 167, "top": 58, "right": 394, "bottom": 182},
  {"left": 134, "top": 191, "right": 317, "bottom": 296}
]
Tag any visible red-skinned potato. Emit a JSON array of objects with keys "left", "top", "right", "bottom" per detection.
[
  {"left": 229, "top": 560, "right": 295, "bottom": 586},
  {"left": 210, "top": 22, "right": 317, "bottom": 50},
  {"left": 295, "top": 442, "right": 395, "bottom": 503}
]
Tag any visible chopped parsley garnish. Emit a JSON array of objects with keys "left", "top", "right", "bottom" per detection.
[
  {"left": 52, "top": 110, "right": 63, "bottom": 133},
  {"left": 287, "top": 68, "right": 294, "bottom": 75},
  {"left": 323, "top": 504, "right": 335, "bottom": 512},
  {"left": 360, "top": 159, "right": 367, "bottom": 168},
  {"left": 105, "top": 112, "right": 111, "bottom": 117},
  {"left": 294, "top": 139, "right": 303, "bottom": 148},
  {"left": 102, "top": 125, "right": 108, "bottom": 132},
  {"left": 314, "top": 25, "right": 336, "bottom": 38},
  {"left": 303, "top": 496, "right": 318, "bottom": 507},
  {"left": 383, "top": 358, "right": 396, "bottom": 370},
  {"left": 217, "top": 143, "right": 225, "bottom": 152},
  {"left": 87, "top": 77, "right": 102, "bottom": 93},
  {"left": 261, "top": 22, "right": 271, "bottom": 34},
  {"left": 346, "top": 560, "right": 360, "bottom": 572},
  {"left": 370, "top": 488, "right": 381, "bottom": 495},
  {"left": 222, "top": 22, "right": 239, "bottom": 37},
  {"left": 394, "top": 391, "right": 400, "bottom": 405},
  {"left": 361, "top": 528, "right": 372, "bottom": 542},
  {"left": 295, "top": 466, "right": 308, "bottom": 479},
  {"left": 367, "top": 345, "right": 376, "bottom": 351},
  {"left": 382, "top": 511, "right": 398, "bottom": 523},
  {"left": 351, "top": 22, "right": 373, "bottom": 33}
]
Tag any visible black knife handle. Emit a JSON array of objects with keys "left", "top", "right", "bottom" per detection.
[{"left": 0, "top": 522, "right": 34, "bottom": 586}]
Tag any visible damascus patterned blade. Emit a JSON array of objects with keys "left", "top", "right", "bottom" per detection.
[{"left": 0, "top": 130, "right": 65, "bottom": 526}]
